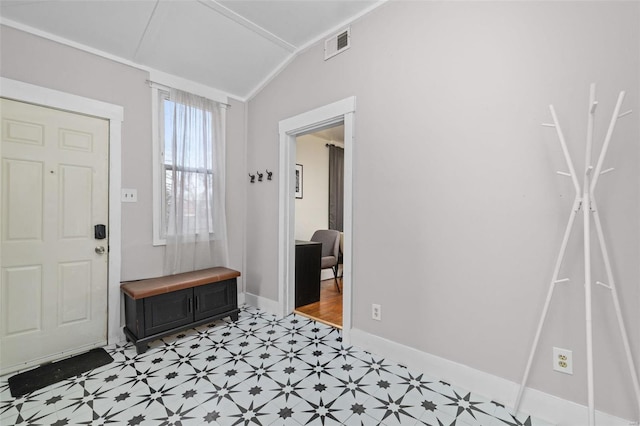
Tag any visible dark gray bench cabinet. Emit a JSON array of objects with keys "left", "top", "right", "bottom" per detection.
[{"left": 121, "top": 267, "right": 240, "bottom": 354}]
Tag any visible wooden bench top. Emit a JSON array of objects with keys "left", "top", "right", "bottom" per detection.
[{"left": 121, "top": 267, "right": 240, "bottom": 300}]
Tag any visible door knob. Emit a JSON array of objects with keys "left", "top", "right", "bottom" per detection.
[{"left": 95, "top": 246, "right": 106, "bottom": 255}]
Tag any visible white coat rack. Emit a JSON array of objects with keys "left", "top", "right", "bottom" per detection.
[{"left": 514, "top": 84, "right": 640, "bottom": 426}]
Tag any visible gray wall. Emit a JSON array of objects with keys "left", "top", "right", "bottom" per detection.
[
  {"left": 0, "top": 25, "right": 247, "bottom": 288},
  {"left": 246, "top": 1, "right": 639, "bottom": 419}
]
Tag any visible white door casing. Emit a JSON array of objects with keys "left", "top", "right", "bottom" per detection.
[
  {"left": 278, "top": 97, "right": 355, "bottom": 343},
  {"left": 1, "top": 98, "right": 109, "bottom": 373},
  {"left": 0, "top": 77, "right": 123, "bottom": 370}
]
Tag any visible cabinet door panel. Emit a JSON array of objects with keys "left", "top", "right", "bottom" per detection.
[
  {"left": 194, "top": 280, "right": 236, "bottom": 321},
  {"left": 144, "top": 288, "right": 192, "bottom": 335}
]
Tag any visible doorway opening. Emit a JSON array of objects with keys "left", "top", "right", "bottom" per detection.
[
  {"left": 293, "top": 124, "right": 345, "bottom": 328},
  {"left": 277, "top": 97, "right": 355, "bottom": 344}
]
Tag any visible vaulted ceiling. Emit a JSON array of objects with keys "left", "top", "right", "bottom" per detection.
[{"left": 0, "top": 0, "right": 382, "bottom": 100}]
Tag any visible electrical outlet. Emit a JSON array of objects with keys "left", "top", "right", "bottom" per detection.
[
  {"left": 372, "top": 304, "right": 381, "bottom": 321},
  {"left": 121, "top": 188, "right": 138, "bottom": 203},
  {"left": 553, "top": 347, "right": 573, "bottom": 375}
]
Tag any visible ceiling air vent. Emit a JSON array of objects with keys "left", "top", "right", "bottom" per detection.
[{"left": 324, "top": 28, "right": 350, "bottom": 60}]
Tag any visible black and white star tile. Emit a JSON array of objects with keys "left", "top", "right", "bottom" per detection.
[{"left": 0, "top": 306, "right": 554, "bottom": 426}]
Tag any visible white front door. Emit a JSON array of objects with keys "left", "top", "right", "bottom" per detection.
[{"left": 0, "top": 98, "right": 109, "bottom": 374}]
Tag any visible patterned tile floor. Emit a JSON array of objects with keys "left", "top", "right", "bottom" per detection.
[{"left": 0, "top": 306, "right": 552, "bottom": 426}]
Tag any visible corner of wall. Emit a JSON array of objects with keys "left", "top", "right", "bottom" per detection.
[{"left": 243, "top": 293, "right": 281, "bottom": 318}]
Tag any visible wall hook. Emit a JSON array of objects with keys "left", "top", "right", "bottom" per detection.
[
  {"left": 266, "top": 169, "right": 273, "bottom": 180},
  {"left": 257, "top": 171, "right": 264, "bottom": 182},
  {"left": 249, "top": 173, "right": 255, "bottom": 183}
]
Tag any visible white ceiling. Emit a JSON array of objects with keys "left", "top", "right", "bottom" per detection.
[
  {"left": 0, "top": 0, "right": 382, "bottom": 100},
  {"left": 312, "top": 124, "right": 344, "bottom": 143}
]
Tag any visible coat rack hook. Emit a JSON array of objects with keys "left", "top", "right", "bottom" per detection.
[
  {"left": 618, "top": 110, "right": 632, "bottom": 119},
  {"left": 248, "top": 173, "right": 255, "bottom": 183},
  {"left": 266, "top": 169, "right": 273, "bottom": 180}
]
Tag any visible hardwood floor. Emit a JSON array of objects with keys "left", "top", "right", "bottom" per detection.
[{"left": 294, "top": 278, "right": 342, "bottom": 328}]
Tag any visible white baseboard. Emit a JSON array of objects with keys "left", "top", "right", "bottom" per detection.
[
  {"left": 350, "top": 328, "right": 634, "bottom": 426},
  {"left": 243, "top": 292, "right": 281, "bottom": 317}
]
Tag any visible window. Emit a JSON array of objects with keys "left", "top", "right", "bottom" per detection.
[
  {"left": 152, "top": 86, "right": 222, "bottom": 246},
  {"left": 161, "top": 95, "right": 214, "bottom": 237}
]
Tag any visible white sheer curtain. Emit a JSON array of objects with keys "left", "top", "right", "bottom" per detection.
[{"left": 163, "top": 88, "right": 228, "bottom": 275}]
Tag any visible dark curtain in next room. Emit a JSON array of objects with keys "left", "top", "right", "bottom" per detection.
[{"left": 328, "top": 145, "right": 344, "bottom": 232}]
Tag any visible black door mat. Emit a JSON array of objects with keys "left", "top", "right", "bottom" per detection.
[{"left": 8, "top": 348, "right": 113, "bottom": 398}]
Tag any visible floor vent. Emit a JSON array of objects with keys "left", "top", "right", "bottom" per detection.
[{"left": 324, "top": 28, "right": 350, "bottom": 60}]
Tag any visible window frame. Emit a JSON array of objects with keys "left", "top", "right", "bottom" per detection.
[
  {"left": 153, "top": 89, "right": 217, "bottom": 244},
  {"left": 151, "top": 79, "right": 228, "bottom": 246}
]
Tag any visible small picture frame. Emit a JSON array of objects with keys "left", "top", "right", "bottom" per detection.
[{"left": 295, "top": 164, "right": 303, "bottom": 199}]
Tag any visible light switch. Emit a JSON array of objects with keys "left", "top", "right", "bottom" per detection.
[{"left": 121, "top": 188, "right": 138, "bottom": 203}]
